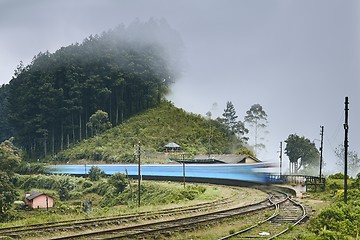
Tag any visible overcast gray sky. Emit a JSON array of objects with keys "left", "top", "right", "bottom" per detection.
[{"left": 1, "top": 0, "right": 359, "bottom": 174}]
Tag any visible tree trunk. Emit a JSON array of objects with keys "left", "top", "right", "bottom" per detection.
[
  {"left": 79, "top": 112, "right": 82, "bottom": 141},
  {"left": 60, "top": 122, "right": 64, "bottom": 151}
]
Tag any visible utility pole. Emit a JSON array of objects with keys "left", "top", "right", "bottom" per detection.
[
  {"left": 279, "top": 142, "right": 282, "bottom": 176},
  {"left": 344, "top": 97, "right": 349, "bottom": 204},
  {"left": 319, "top": 126, "right": 324, "bottom": 178},
  {"left": 134, "top": 142, "right": 141, "bottom": 207},
  {"left": 182, "top": 153, "right": 186, "bottom": 188}
]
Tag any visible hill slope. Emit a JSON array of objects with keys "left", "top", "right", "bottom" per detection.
[{"left": 56, "top": 102, "right": 243, "bottom": 163}]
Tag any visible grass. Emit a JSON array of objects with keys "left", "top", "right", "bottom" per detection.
[{"left": 0, "top": 181, "right": 251, "bottom": 228}]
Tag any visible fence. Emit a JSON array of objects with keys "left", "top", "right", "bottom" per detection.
[{"left": 268, "top": 174, "right": 326, "bottom": 192}]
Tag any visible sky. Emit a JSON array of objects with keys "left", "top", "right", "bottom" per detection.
[{"left": 1, "top": 0, "right": 359, "bottom": 174}]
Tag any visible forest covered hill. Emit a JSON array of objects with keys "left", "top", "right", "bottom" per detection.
[{"left": 0, "top": 19, "right": 183, "bottom": 159}]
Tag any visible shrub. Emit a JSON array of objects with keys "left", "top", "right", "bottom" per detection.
[
  {"left": 108, "top": 173, "right": 127, "bottom": 193},
  {"left": 88, "top": 166, "right": 105, "bottom": 181},
  {"left": 328, "top": 173, "right": 348, "bottom": 179}
]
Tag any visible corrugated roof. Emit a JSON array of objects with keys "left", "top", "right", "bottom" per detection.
[
  {"left": 26, "top": 191, "right": 52, "bottom": 200},
  {"left": 26, "top": 191, "right": 44, "bottom": 200},
  {"left": 193, "top": 154, "right": 261, "bottom": 164}
]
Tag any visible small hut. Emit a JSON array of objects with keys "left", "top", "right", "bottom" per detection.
[
  {"left": 164, "top": 142, "right": 180, "bottom": 152},
  {"left": 25, "top": 191, "right": 54, "bottom": 209}
]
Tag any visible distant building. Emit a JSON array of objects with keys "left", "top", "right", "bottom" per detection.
[
  {"left": 191, "top": 154, "right": 261, "bottom": 164},
  {"left": 25, "top": 191, "right": 54, "bottom": 209},
  {"left": 164, "top": 142, "right": 181, "bottom": 152}
]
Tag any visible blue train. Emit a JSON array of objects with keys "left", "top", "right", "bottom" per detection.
[{"left": 48, "top": 162, "right": 272, "bottom": 184}]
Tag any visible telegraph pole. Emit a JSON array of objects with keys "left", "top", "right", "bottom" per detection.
[
  {"left": 319, "top": 126, "right": 324, "bottom": 178},
  {"left": 279, "top": 142, "right": 283, "bottom": 176},
  {"left": 182, "top": 153, "right": 186, "bottom": 188},
  {"left": 344, "top": 97, "right": 349, "bottom": 204},
  {"left": 135, "top": 142, "right": 141, "bottom": 207}
]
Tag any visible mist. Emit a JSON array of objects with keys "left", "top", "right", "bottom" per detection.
[{"left": 0, "top": 0, "right": 359, "bottom": 175}]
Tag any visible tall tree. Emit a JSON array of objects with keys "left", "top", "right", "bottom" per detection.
[
  {"left": 285, "top": 134, "right": 320, "bottom": 174},
  {"left": 0, "top": 84, "right": 12, "bottom": 142},
  {"left": 220, "top": 101, "right": 248, "bottom": 142},
  {"left": 244, "top": 104, "right": 268, "bottom": 154}
]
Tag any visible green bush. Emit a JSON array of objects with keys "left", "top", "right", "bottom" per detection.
[
  {"left": 88, "top": 166, "right": 105, "bottom": 181},
  {"left": 328, "top": 173, "right": 348, "bottom": 179},
  {"left": 108, "top": 173, "right": 127, "bottom": 193}
]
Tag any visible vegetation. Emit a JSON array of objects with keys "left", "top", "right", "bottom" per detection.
[
  {"left": 285, "top": 134, "right": 319, "bottom": 174},
  {"left": 87, "top": 110, "right": 112, "bottom": 136},
  {"left": 218, "top": 101, "right": 248, "bottom": 143},
  {"left": 244, "top": 103, "right": 268, "bottom": 154},
  {"left": 335, "top": 144, "right": 360, "bottom": 177},
  {"left": 88, "top": 166, "right": 105, "bottom": 181},
  {"left": 0, "top": 139, "right": 21, "bottom": 220},
  {"left": 0, "top": 84, "right": 12, "bottom": 142},
  {"left": 302, "top": 174, "right": 360, "bottom": 239},
  {"left": 55, "top": 101, "right": 245, "bottom": 163},
  {"left": 0, "top": 19, "right": 182, "bottom": 159},
  {"left": 1, "top": 172, "right": 234, "bottom": 225}
]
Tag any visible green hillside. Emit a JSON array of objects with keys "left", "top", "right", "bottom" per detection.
[{"left": 55, "top": 101, "right": 243, "bottom": 163}]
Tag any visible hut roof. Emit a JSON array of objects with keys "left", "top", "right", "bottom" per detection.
[
  {"left": 26, "top": 191, "right": 52, "bottom": 200},
  {"left": 26, "top": 191, "right": 44, "bottom": 200},
  {"left": 164, "top": 142, "right": 180, "bottom": 148}
]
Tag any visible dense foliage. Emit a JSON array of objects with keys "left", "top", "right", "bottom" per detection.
[
  {"left": 0, "top": 139, "right": 21, "bottom": 220},
  {"left": 14, "top": 173, "right": 207, "bottom": 210},
  {"left": 285, "top": 134, "right": 319, "bottom": 174},
  {"left": 2, "top": 19, "right": 182, "bottom": 159},
  {"left": 56, "top": 101, "right": 244, "bottom": 163},
  {"left": 0, "top": 84, "right": 12, "bottom": 142},
  {"left": 309, "top": 175, "right": 360, "bottom": 239}
]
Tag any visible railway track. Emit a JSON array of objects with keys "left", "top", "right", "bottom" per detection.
[
  {"left": 0, "top": 187, "right": 307, "bottom": 240},
  {"left": 218, "top": 190, "right": 307, "bottom": 239},
  {"left": 0, "top": 196, "right": 234, "bottom": 239},
  {"left": 47, "top": 194, "right": 277, "bottom": 239}
]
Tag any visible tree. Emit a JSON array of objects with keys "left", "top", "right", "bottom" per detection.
[
  {"left": 108, "top": 172, "right": 127, "bottom": 193},
  {"left": 0, "top": 84, "right": 13, "bottom": 142},
  {"left": 335, "top": 144, "right": 360, "bottom": 177},
  {"left": 285, "top": 134, "right": 320, "bottom": 174},
  {"left": 0, "top": 173, "right": 17, "bottom": 220},
  {"left": 0, "top": 138, "right": 21, "bottom": 175},
  {"left": 220, "top": 101, "right": 248, "bottom": 142},
  {"left": 58, "top": 178, "right": 74, "bottom": 201},
  {"left": 87, "top": 110, "right": 112, "bottom": 136},
  {"left": 88, "top": 166, "right": 105, "bottom": 181},
  {"left": 244, "top": 104, "right": 268, "bottom": 155},
  {"left": 236, "top": 148, "right": 256, "bottom": 158},
  {"left": 0, "top": 139, "right": 21, "bottom": 220}
]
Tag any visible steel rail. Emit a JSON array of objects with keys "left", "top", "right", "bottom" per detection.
[
  {"left": 0, "top": 196, "right": 234, "bottom": 237},
  {"left": 48, "top": 196, "right": 276, "bottom": 240},
  {"left": 218, "top": 190, "right": 307, "bottom": 240}
]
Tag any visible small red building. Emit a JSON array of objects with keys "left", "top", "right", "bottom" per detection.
[{"left": 25, "top": 191, "right": 54, "bottom": 209}]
